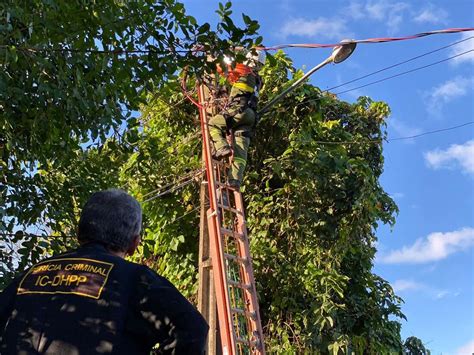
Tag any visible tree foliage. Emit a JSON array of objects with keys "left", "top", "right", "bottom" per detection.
[
  {"left": 1, "top": 1, "right": 420, "bottom": 353},
  {"left": 0, "top": 0, "right": 259, "bottom": 227},
  {"left": 404, "top": 336, "right": 430, "bottom": 355},
  {"left": 244, "top": 52, "right": 404, "bottom": 353},
  {"left": 0, "top": 0, "right": 259, "bottom": 284},
  {"left": 22, "top": 51, "right": 405, "bottom": 353}
]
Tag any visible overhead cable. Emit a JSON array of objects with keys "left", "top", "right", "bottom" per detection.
[
  {"left": 326, "top": 36, "right": 473, "bottom": 92},
  {"left": 3, "top": 28, "right": 473, "bottom": 56},
  {"left": 141, "top": 167, "right": 204, "bottom": 199},
  {"left": 310, "top": 121, "right": 474, "bottom": 145},
  {"left": 293, "top": 47, "right": 473, "bottom": 109},
  {"left": 388, "top": 121, "right": 474, "bottom": 141},
  {"left": 151, "top": 131, "right": 201, "bottom": 158},
  {"left": 141, "top": 169, "right": 204, "bottom": 203},
  {"left": 142, "top": 178, "right": 197, "bottom": 203},
  {"left": 0, "top": 205, "right": 201, "bottom": 240},
  {"left": 261, "top": 27, "right": 474, "bottom": 50},
  {"left": 334, "top": 49, "right": 473, "bottom": 95}
]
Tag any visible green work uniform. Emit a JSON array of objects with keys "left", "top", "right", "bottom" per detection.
[{"left": 209, "top": 73, "right": 258, "bottom": 186}]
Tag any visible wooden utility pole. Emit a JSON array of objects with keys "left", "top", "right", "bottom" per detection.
[{"left": 197, "top": 82, "right": 221, "bottom": 355}]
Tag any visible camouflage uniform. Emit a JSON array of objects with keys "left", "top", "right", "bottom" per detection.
[{"left": 209, "top": 65, "right": 259, "bottom": 188}]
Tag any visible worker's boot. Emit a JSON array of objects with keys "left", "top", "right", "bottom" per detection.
[
  {"left": 209, "top": 113, "right": 232, "bottom": 160},
  {"left": 213, "top": 145, "right": 232, "bottom": 160},
  {"left": 228, "top": 179, "right": 241, "bottom": 190}
]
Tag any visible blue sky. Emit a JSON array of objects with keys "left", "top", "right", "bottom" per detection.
[{"left": 183, "top": 1, "right": 473, "bottom": 354}]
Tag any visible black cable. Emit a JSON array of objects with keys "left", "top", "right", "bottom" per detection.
[
  {"left": 311, "top": 121, "right": 474, "bottom": 145},
  {"left": 293, "top": 42, "right": 473, "bottom": 109},
  {"left": 335, "top": 49, "right": 473, "bottom": 95},
  {"left": 388, "top": 121, "right": 474, "bottom": 141},
  {"left": 0, "top": 205, "right": 201, "bottom": 239},
  {"left": 326, "top": 36, "right": 473, "bottom": 92},
  {"left": 4, "top": 46, "right": 152, "bottom": 55}
]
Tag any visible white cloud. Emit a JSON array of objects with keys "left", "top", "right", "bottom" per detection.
[
  {"left": 434, "top": 290, "right": 460, "bottom": 300},
  {"left": 345, "top": 1, "right": 409, "bottom": 33},
  {"left": 278, "top": 0, "right": 292, "bottom": 13},
  {"left": 366, "top": 1, "right": 409, "bottom": 21},
  {"left": 425, "top": 76, "right": 473, "bottom": 115},
  {"left": 345, "top": 2, "right": 365, "bottom": 20},
  {"left": 413, "top": 4, "right": 448, "bottom": 24},
  {"left": 456, "top": 339, "right": 474, "bottom": 355},
  {"left": 449, "top": 33, "right": 474, "bottom": 65},
  {"left": 435, "top": 290, "right": 449, "bottom": 299},
  {"left": 280, "top": 17, "right": 349, "bottom": 40},
  {"left": 380, "top": 227, "right": 474, "bottom": 264},
  {"left": 431, "top": 77, "right": 472, "bottom": 102},
  {"left": 390, "top": 280, "right": 460, "bottom": 300},
  {"left": 365, "top": 1, "right": 389, "bottom": 20},
  {"left": 424, "top": 140, "right": 474, "bottom": 175},
  {"left": 342, "top": 2, "right": 453, "bottom": 35},
  {"left": 392, "top": 279, "right": 423, "bottom": 292}
]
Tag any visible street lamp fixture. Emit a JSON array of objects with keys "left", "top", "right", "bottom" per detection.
[
  {"left": 258, "top": 39, "right": 357, "bottom": 115},
  {"left": 331, "top": 39, "right": 357, "bottom": 63}
]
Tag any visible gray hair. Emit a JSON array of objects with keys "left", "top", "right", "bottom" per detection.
[{"left": 78, "top": 189, "right": 142, "bottom": 252}]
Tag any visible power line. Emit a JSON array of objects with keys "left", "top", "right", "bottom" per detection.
[
  {"left": 0, "top": 205, "right": 201, "bottom": 241},
  {"left": 129, "top": 121, "right": 474, "bottom": 199},
  {"left": 292, "top": 48, "right": 473, "bottom": 110},
  {"left": 276, "top": 40, "right": 473, "bottom": 112},
  {"left": 388, "top": 121, "right": 474, "bottom": 141},
  {"left": 150, "top": 131, "right": 201, "bottom": 158},
  {"left": 141, "top": 168, "right": 203, "bottom": 199},
  {"left": 295, "top": 46, "right": 474, "bottom": 107},
  {"left": 262, "top": 27, "right": 474, "bottom": 50},
  {"left": 4, "top": 28, "right": 473, "bottom": 56},
  {"left": 166, "top": 206, "right": 200, "bottom": 224},
  {"left": 326, "top": 36, "right": 473, "bottom": 92},
  {"left": 334, "top": 49, "right": 473, "bottom": 95},
  {"left": 1, "top": 119, "right": 472, "bottom": 242},
  {"left": 2, "top": 45, "right": 153, "bottom": 55},
  {"left": 142, "top": 169, "right": 204, "bottom": 203},
  {"left": 0, "top": 232, "right": 73, "bottom": 239},
  {"left": 310, "top": 121, "right": 474, "bottom": 145}
]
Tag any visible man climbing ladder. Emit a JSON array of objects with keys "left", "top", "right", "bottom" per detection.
[{"left": 209, "top": 49, "right": 265, "bottom": 189}]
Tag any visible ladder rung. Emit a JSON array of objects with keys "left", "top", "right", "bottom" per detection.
[
  {"left": 216, "top": 181, "right": 239, "bottom": 191},
  {"left": 224, "top": 253, "right": 248, "bottom": 264},
  {"left": 231, "top": 307, "right": 256, "bottom": 320},
  {"left": 236, "top": 337, "right": 259, "bottom": 347},
  {"left": 220, "top": 227, "right": 245, "bottom": 239},
  {"left": 200, "top": 259, "right": 212, "bottom": 268},
  {"left": 212, "top": 158, "right": 229, "bottom": 164},
  {"left": 227, "top": 279, "right": 251, "bottom": 290},
  {"left": 217, "top": 203, "right": 243, "bottom": 215}
]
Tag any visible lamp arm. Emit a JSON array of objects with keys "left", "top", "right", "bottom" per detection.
[{"left": 258, "top": 55, "right": 333, "bottom": 115}]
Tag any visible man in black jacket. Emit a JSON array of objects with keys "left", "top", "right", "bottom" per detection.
[{"left": 0, "top": 189, "right": 208, "bottom": 354}]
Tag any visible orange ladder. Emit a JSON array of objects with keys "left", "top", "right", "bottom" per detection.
[{"left": 197, "top": 84, "right": 265, "bottom": 355}]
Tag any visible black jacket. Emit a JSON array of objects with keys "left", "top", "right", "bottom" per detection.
[{"left": 0, "top": 243, "right": 208, "bottom": 354}]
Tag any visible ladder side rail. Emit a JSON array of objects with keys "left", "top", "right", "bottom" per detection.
[
  {"left": 197, "top": 84, "right": 237, "bottom": 354},
  {"left": 233, "top": 191, "right": 266, "bottom": 354}
]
